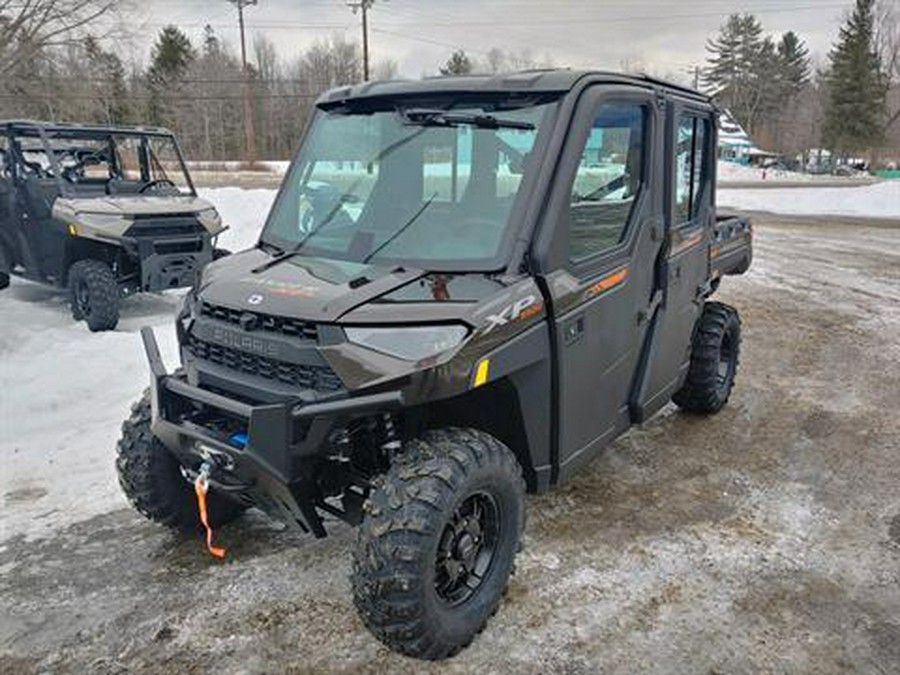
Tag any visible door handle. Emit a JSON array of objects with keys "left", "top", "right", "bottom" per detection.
[
  {"left": 637, "top": 290, "right": 663, "bottom": 326},
  {"left": 563, "top": 315, "right": 585, "bottom": 346}
]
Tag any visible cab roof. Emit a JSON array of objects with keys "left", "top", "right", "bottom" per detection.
[
  {"left": 316, "top": 69, "right": 712, "bottom": 108},
  {"left": 0, "top": 120, "right": 176, "bottom": 138}
]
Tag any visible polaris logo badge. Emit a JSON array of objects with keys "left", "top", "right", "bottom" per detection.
[
  {"left": 211, "top": 327, "right": 280, "bottom": 358},
  {"left": 484, "top": 295, "right": 542, "bottom": 333},
  {"left": 247, "top": 293, "right": 264, "bottom": 306}
]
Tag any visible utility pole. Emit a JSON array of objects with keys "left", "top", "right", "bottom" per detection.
[
  {"left": 228, "top": 0, "right": 258, "bottom": 162},
  {"left": 684, "top": 64, "right": 701, "bottom": 91},
  {"left": 348, "top": 0, "right": 376, "bottom": 81}
]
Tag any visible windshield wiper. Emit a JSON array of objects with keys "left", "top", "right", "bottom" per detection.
[
  {"left": 252, "top": 201, "right": 349, "bottom": 273},
  {"left": 362, "top": 192, "right": 438, "bottom": 264},
  {"left": 254, "top": 126, "right": 433, "bottom": 274},
  {"left": 400, "top": 108, "right": 534, "bottom": 130}
]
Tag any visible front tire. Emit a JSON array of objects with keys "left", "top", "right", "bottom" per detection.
[
  {"left": 68, "top": 259, "right": 119, "bottom": 331},
  {"left": 673, "top": 301, "right": 742, "bottom": 414},
  {"left": 115, "top": 392, "right": 244, "bottom": 530},
  {"left": 352, "top": 428, "right": 526, "bottom": 660}
]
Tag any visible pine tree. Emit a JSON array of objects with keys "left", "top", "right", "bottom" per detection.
[
  {"left": 146, "top": 26, "right": 196, "bottom": 127},
  {"left": 148, "top": 26, "right": 195, "bottom": 85},
  {"left": 703, "top": 14, "right": 768, "bottom": 133},
  {"left": 777, "top": 31, "right": 811, "bottom": 97},
  {"left": 203, "top": 24, "right": 220, "bottom": 58},
  {"left": 440, "top": 50, "right": 473, "bottom": 76},
  {"left": 761, "top": 31, "right": 812, "bottom": 152},
  {"left": 823, "top": 0, "right": 888, "bottom": 156}
]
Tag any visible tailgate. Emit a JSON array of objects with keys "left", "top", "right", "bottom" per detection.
[{"left": 711, "top": 213, "right": 752, "bottom": 276}]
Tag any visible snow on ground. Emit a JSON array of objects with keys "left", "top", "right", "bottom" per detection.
[
  {"left": 0, "top": 285, "right": 181, "bottom": 541},
  {"left": 197, "top": 187, "right": 277, "bottom": 251},
  {"left": 719, "top": 180, "right": 900, "bottom": 220},
  {"left": 717, "top": 161, "right": 815, "bottom": 183},
  {"left": 0, "top": 188, "right": 275, "bottom": 542},
  {"left": 716, "top": 160, "right": 872, "bottom": 183},
  {"left": 186, "top": 160, "right": 289, "bottom": 175}
]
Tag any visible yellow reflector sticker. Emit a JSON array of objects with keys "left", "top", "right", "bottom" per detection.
[
  {"left": 474, "top": 359, "right": 490, "bottom": 388},
  {"left": 67, "top": 223, "right": 78, "bottom": 236}
]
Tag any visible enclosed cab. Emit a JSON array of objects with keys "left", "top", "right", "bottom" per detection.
[
  {"left": 0, "top": 121, "right": 226, "bottom": 330},
  {"left": 115, "top": 71, "right": 752, "bottom": 660}
]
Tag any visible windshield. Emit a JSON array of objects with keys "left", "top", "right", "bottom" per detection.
[
  {"left": 261, "top": 99, "right": 556, "bottom": 269},
  {"left": 15, "top": 131, "right": 193, "bottom": 197}
]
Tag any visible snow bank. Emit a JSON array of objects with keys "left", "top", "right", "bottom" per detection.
[
  {"left": 198, "top": 187, "right": 277, "bottom": 252},
  {"left": 0, "top": 286, "right": 183, "bottom": 541},
  {"left": 718, "top": 181, "right": 900, "bottom": 219},
  {"left": 718, "top": 161, "right": 811, "bottom": 183},
  {"left": 186, "top": 160, "right": 290, "bottom": 175},
  {"left": 0, "top": 188, "right": 275, "bottom": 542}
]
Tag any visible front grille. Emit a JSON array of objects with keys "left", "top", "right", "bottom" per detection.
[
  {"left": 200, "top": 302, "right": 319, "bottom": 341},
  {"left": 186, "top": 335, "right": 343, "bottom": 393},
  {"left": 126, "top": 214, "right": 205, "bottom": 238}
]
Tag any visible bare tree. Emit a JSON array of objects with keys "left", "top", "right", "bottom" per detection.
[
  {"left": 478, "top": 47, "right": 553, "bottom": 75},
  {"left": 0, "top": 0, "right": 121, "bottom": 76},
  {"left": 372, "top": 58, "right": 398, "bottom": 81},
  {"left": 875, "top": 0, "right": 899, "bottom": 82},
  {"left": 875, "top": 0, "right": 900, "bottom": 143}
]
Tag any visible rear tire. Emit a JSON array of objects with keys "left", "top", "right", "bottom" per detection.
[
  {"left": 673, "top": 301, "right": 741, "bottom": 414},
  {"left": 68, "top": 259, "right": 119, "bottom": 331},
  {"left": 116, "top": 392, "right": 244, "bottom": 531},
  {"left": 352, "top": 428, "right": 526, "bottom": 660},
  {"left": 0, "top": 271, "right": 9, "bottom": 290}
]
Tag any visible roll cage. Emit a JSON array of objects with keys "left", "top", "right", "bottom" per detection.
[{"left": 0, "top": 121, "right": 197, "bottom": 198}]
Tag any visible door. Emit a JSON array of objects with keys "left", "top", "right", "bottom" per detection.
[
  {"left": 633, "top": 101, "right": 715, "bottom": 416},
  {"left": 535, "top": 88, "right": 665, "bottom": 483}
]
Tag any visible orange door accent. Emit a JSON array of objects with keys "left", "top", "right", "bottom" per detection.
[{"left": 587, "top": 267, "right": 629, "bottom": 297}]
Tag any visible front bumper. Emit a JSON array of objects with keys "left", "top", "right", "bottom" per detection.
[
  {"left": 141, "top": 326, "right": 403, "bottom": 536},
  {"left": 123, "top": 234, "right": 212, "bottom": 292}
]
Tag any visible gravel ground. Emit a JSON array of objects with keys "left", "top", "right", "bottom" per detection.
[{"left": 2, "top": 212, "right": 900, "bottom": 674}]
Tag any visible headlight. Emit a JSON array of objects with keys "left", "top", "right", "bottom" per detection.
[
  {"left": 345, "top": 325, "right": 468, "bottom": 361},
  {"left": 197, "top": 207, "right": 221, "bottom": 226},
  {"left": 178, "top": 288, "right": 197, "bottom": 320},
  {"left": 75, "top": 212, "right": 128, "bottom": 230}
]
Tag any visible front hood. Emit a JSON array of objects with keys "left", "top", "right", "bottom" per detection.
[
  {"left": 55, "top": 194, "right": 213, "bottom": 216},
  {"left": 197, "top": 248, "right": 427, "bottom": 323},
  {"left": 53, "top": 195, "right": 221, "bottom": 238}
]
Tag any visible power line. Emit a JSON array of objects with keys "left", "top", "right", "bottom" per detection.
[
  {"left": 369, "top": 27, "right": 493, "bottom": 59},
  {"left": 377, "top": 4, "right": 849, "bottom": 27},
  {"left": 132, "top": 3, "right": 848, "bottom": 30}
]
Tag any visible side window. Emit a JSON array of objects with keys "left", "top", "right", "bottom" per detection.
[
  {"left": 0, "top": 136, "right": 9, "bottom": 179},
  {"left": 114, "top": 136, "right": 144, "bottom": 181},
  {"left": 568, "top": 103, "right": 647, "bottom": 262},
  {"left": 674, "top": 115, "right": 709, "bottom": 225}
]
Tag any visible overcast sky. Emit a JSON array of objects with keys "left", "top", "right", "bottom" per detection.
[{"left": 124, "top": 0, "right": 860, "bottom": 82}]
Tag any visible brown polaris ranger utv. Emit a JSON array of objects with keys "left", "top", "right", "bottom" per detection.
[{"left": 115, "top": 71, "right": 752, "bottom": 659}]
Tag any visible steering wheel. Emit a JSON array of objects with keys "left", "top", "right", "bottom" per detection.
[
  {"left": 139, "top": 179, "right": 177, "bottom": 194},
  {"left": 62, "top": 164, "right": 85, "bottom": 183}
]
